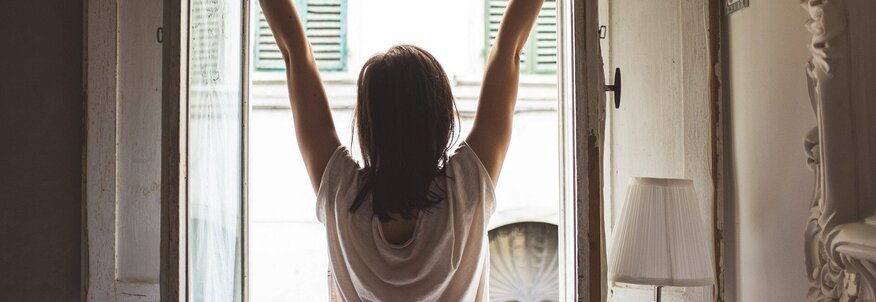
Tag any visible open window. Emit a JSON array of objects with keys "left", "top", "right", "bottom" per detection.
[{"left": 160, "top": 0, "right": 609, "bottom": 301}]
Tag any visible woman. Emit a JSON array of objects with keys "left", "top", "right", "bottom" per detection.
[{"left": 259, "top": 0, "right": 545, "bottom": 300}]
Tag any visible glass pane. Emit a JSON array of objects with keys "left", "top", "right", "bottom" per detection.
[{"left": 188, "top": 0, "right": 245, "bottom": 301}]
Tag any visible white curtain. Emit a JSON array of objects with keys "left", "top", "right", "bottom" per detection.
[{"left": 189, "top": 0, "right": 244, "bottom": 301}]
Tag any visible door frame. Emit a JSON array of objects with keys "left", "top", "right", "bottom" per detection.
[
  {"left": 708, "top": 0, "right": 724, "bottom": 300},
  {"left": 559, "top": 0, "right": 607, "bottom": 300},
  {"left": 161, "top": 0, "right": 608, "bottom": 301}
]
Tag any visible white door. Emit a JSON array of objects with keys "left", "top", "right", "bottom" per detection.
[{"left": 601, "top": 0, "right": 715, "bottom": 300}]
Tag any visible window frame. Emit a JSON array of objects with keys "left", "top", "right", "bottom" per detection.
[{"left": 160, "top": 0, "right": 608, "bottom": 301}]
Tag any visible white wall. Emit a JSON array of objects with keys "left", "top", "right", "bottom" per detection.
[{"left": 723, "top": 1, "right": 814, "bottom": 301}]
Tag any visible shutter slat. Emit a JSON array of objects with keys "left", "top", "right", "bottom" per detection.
[
  {"left": 486, "top": 0, "right": 560, "bottom": 73},
  {"left": 305, "top": 0, "right": 343, "bottom": 70},
  {"left": 255, "top": 0, "right": 345, "bottom": 71},
  {"left": 533, "top": 0, "right": 557, "bottom": 73}
]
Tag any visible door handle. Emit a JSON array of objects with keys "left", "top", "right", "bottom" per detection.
[{"left": 604, "top": 68, "right": 621, "bottom": 108}]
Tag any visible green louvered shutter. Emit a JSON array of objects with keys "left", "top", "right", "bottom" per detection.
[
  {"left": 484, "top": 0, "right": 557, "bottom": 74},
  {"left": 255, "top": 0, "right": 347, "bottom": 72},
  {"left": 485, "top": 0, "right": 527, "bottom": 70},
  {"left": 532, "top": 0, "right": 557, "bottom": 74}
]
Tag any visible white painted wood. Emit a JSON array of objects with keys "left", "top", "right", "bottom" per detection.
[
  {"left": 802, "top": 0, "right": 876, "bottom": 300},
  {"left": 606, "top": 0, "right": 713, "bottom": 234},
  {"left": 85, "top": 0, "right": 119, "bottom": 300},
  {"left": 116, "top": 281, "right": 160, "bottom": 302},
  {"left": 607, "top": 0, "right": 684, "bottom": 227},
  {"left": 116, "top": 0, "right": 164, "bottom": 283},
  {"left": 604, "top": 0, "right": 716, "bottom": 299},
  {"left": 87, "top": 0, "right": 165, "bottom": 299},
  {"left": 679, "top": 0, "right": 713, "bottom": 234}
]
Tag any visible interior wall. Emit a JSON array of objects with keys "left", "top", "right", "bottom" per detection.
[
  {"left": 847, "top": 0, "right": 876, "bottom": 220},
  {"left": 723, "top": 1, "right": 814, "bottom": 301},
  {"left": 0, "top": 0, "right": 84, "bottom": 301}
]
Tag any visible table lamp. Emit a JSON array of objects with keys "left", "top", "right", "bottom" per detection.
[{"left": 608, "top": 177, "right": 715, "bottom": 301}]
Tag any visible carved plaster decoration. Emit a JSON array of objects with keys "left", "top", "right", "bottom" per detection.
[{"left": 802, "top": 0, "right": 876, "bottom": 301}]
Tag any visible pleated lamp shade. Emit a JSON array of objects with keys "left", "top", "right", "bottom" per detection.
[{"left": 609, "top": 177, "right": 715, "bottom": 287}]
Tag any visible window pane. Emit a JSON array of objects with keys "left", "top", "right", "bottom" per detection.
[{"left": 188, "top": 0, "right": 245, "bottom": 301}]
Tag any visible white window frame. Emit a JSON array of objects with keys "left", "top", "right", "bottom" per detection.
[{"left": 158, "top": 0, "right": 609, "bottom": 301}]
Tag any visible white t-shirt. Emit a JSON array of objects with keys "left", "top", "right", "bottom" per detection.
[{"left": 316, "top": 142, "right": 497, "bottom": 301}]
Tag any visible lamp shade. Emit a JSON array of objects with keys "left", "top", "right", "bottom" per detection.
[{"left": 609, "top": 177, "right": 715, "bottom": 287}]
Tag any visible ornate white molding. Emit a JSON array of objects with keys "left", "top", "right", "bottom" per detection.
[{"left": 802, "top": 0, "right": 876, "bottom": 301}]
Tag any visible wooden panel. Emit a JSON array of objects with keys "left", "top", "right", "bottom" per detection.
[{"left": 564, "top": 0, "right": 606, "bottom": 300}]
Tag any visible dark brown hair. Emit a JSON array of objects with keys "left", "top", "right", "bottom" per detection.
[{"left": 350, "top": 45, "right": 458, "bottom": 222}]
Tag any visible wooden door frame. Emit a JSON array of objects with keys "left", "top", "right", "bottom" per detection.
[
  {"left": 708, "top": 0, "right": 725, "bottom": 300},
  {"left": 560, "top": 0, "right": 607, "bottom": 300}
]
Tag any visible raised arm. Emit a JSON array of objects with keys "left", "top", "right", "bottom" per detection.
[
  {"left": 259, "top": 0, "right": 341, "bottom": 193},
  {"left": 466, "top": 0, "right": 545, "bottom": 185}
]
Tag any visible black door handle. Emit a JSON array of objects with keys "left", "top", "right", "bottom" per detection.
[{"left": 604, "top": 68, "right": 621, "bottom": 108}]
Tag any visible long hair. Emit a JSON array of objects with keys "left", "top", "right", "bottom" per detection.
[{"left": 350, "top": 45, "right": 459, "bottom": 222}]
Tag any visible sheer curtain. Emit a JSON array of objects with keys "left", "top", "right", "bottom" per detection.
[{"left": 188, "top": 0, "right": 245, "bottom": 301}]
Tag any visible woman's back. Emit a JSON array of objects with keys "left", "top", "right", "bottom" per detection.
[{"left": 318, "top": 143, "right": 495, "bottom": 301}]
